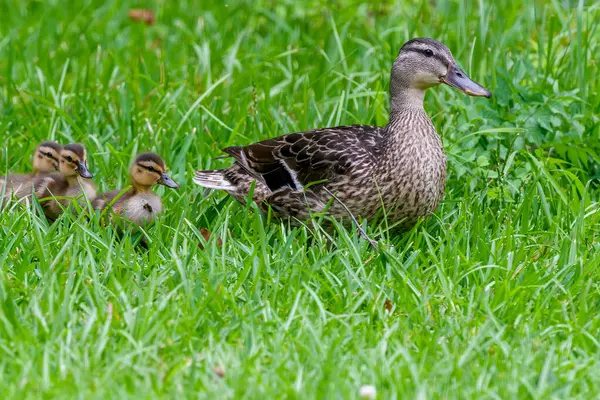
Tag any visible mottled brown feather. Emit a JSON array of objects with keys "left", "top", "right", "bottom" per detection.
[{"left": 223, "top": 125, "right": 382, "bottom": 192}]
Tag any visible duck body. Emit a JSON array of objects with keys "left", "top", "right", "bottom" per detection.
[
  {"left": 93, "top": 188, "right": 163, "bottom": 225},
  {"left": 35, "top": 174, "right": 97, "bottom": 220},
  {"left": 2, "top": 174, "right": 40, "bottom": 199},
  {"left": 92, "top": 152, "right": 178, "bottom": 226},
  {"left": 193, "top": 38, "right": 488, "bottom": 227},
  {"left": 206, "top": 118, "right": 445, "bottom": 226}
]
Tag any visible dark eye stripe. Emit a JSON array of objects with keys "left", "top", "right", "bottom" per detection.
[
  {"left": 406, "top": 48, "right": 449, "bottom": 66},
  {"left": 46, "top": 153, "right": 59, "bottom": 162},
  {"left": 138, "top": 164, "right": 159, "bottom": 173}
]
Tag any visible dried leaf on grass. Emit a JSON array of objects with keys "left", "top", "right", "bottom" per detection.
[
  {"left": 198, "top": 228, "right": 223, "bottom": 250},
  {"left": 213, "top": 364, "right": 225, "bottom": 378},
  {"left": 384, "top": 299, "right": 393, "bottom": 313},
  {"left": 128, "top": 9, "right": 156, "bottom": 26}
]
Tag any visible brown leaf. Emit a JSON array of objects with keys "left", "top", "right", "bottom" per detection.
[
  {"left": 128, "top": 9, "right": 156, "bottom": 26},
  {"left": 384, "top": 299, "right": 393, "bottom": 313},
  {"left": 198, "top": 228, "right": 223, "bottom": 250},
  {"left": 213, "top": 364, "right": 225, "bottom": 378}
]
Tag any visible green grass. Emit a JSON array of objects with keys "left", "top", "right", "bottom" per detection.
[{"left": 1, "top": 0, "right": 600, "bottom": 398}]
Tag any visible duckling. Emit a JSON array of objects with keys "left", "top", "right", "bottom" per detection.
[
  {"left": 1, "top": 141, "right": 62, "bottom": 199},
  {"left": 34, "top": 143, "right": 96, "bottom": 220},
  {"left": 92, "top": 153, "right": 179, "bottom": 226},
  {"left": 194, "top": 38, "right": 491, "bottom": 229}
]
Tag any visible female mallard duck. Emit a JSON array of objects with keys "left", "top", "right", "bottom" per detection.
[
  {"left": 34, "top": 143, "right": 96, "bottom": 220},
  {"left": 92, "top": 153, "right": 179, "bottom": 225},
  {"left": 194, "top": 38, "right": 491, "bottom": 228},
  {"left": 1, "top": 141, "right": 63, "bottom": 199}
]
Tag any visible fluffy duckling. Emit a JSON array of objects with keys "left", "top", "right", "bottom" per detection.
[
  {"left": 92, "top": 152, "right": 179, "bottom": 225},
  {"left": 1, "top": 141, "right": 62, "bottom": 199},
  {"left": 34, "top": 143, "right": 96, "bottom": 220}
]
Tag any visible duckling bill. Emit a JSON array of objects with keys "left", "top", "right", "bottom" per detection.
[
  {"left": 194, "top": 38, "right": 491, "bottom": 229},
  {"left": 93, "top": 152, "right": 178, "bottom": 226}
]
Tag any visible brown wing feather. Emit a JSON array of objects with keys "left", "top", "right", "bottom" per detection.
[
  {"left": 32, "top": 174, "right": 70, "bottom": 220},
  {"left": 34, "top": 174, "right": 69, "bottom": 199},
  {"left": 223, "top": 125, "right": 381, "bottom": 192}
]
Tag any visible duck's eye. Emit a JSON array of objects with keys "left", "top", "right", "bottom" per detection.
[
  {"left": 139, "top": 164, "right": 158, "bottom": 173},
  {"left": 424, "top": 49, "right": 434, "bottom": 57},
  {"left": 46, "top": 152, "right": 54, "bottom": 158},
  {"left": 65, "top": 156, "right": 73, "bottom": 163}
]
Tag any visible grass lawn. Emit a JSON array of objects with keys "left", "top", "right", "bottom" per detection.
[{"left": 1, "top": 0, "right": 600, "bottom": 398}]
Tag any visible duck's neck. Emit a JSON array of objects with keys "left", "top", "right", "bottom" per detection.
[
  {"left": 66, "top": 175, "right": 81, "bottom": 185},
  {"left": 131, "top": 182, "right": 154, "bottom": 194},
  {"left": 390, "top": 88, "right": 426, "bottom": 114},
  {"left": 386, "top": 88, "right": 431, "bottom": 134},
  {"left": 381, "top": 87, "right": 441, "bottom": 154}
]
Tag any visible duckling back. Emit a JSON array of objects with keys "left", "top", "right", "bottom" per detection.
[
  {"left": 33, "top": 174, "right": 71, "bottom": 220},
  {"left": 1, "top": 172, "right": 55, "bottom": 204},
  {"left": 1, "top": 141, "right": 63, "bottom": 204},
  {"left": 1, "top": 173, "right": 34, "bottom": 197},
  {"left": 34, "top": 174, "right": 97, "bottom": 220}
]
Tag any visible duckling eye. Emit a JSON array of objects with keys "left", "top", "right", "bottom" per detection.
[
  {"left": 424, "top": 49, "right": 434, "bottom": 57},
  {"left": 66, "top": 156, "right": 73, "bottom": 162}
]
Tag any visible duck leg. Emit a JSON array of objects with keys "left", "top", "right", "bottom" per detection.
[
  {"left": 322, "top": 187, "right": 379, "bottom": 251},
  {"left": 265, "top": 187, "right": 379, "bottom": 250}
]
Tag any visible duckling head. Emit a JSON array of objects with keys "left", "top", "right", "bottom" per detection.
[
  {"left": 390, "top": 38, "right": 491, "bottom": 107},
  {"left": 33, "top": 141, "right": 62, "bottom": 173},
  {"left": 59, "top": 143, "right": 93, "bottom": 179},
  {"left": 131, "top": 152, "right": 179, "bottom": 190}
]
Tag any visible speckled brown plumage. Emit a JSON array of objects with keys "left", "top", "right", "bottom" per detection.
[{"left": 194, "top": 38, "right": 491, "bottom": 227}]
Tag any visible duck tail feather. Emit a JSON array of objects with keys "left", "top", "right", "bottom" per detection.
[{"left": 193, "top": 169, "right": 235, "bottom": 191}]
